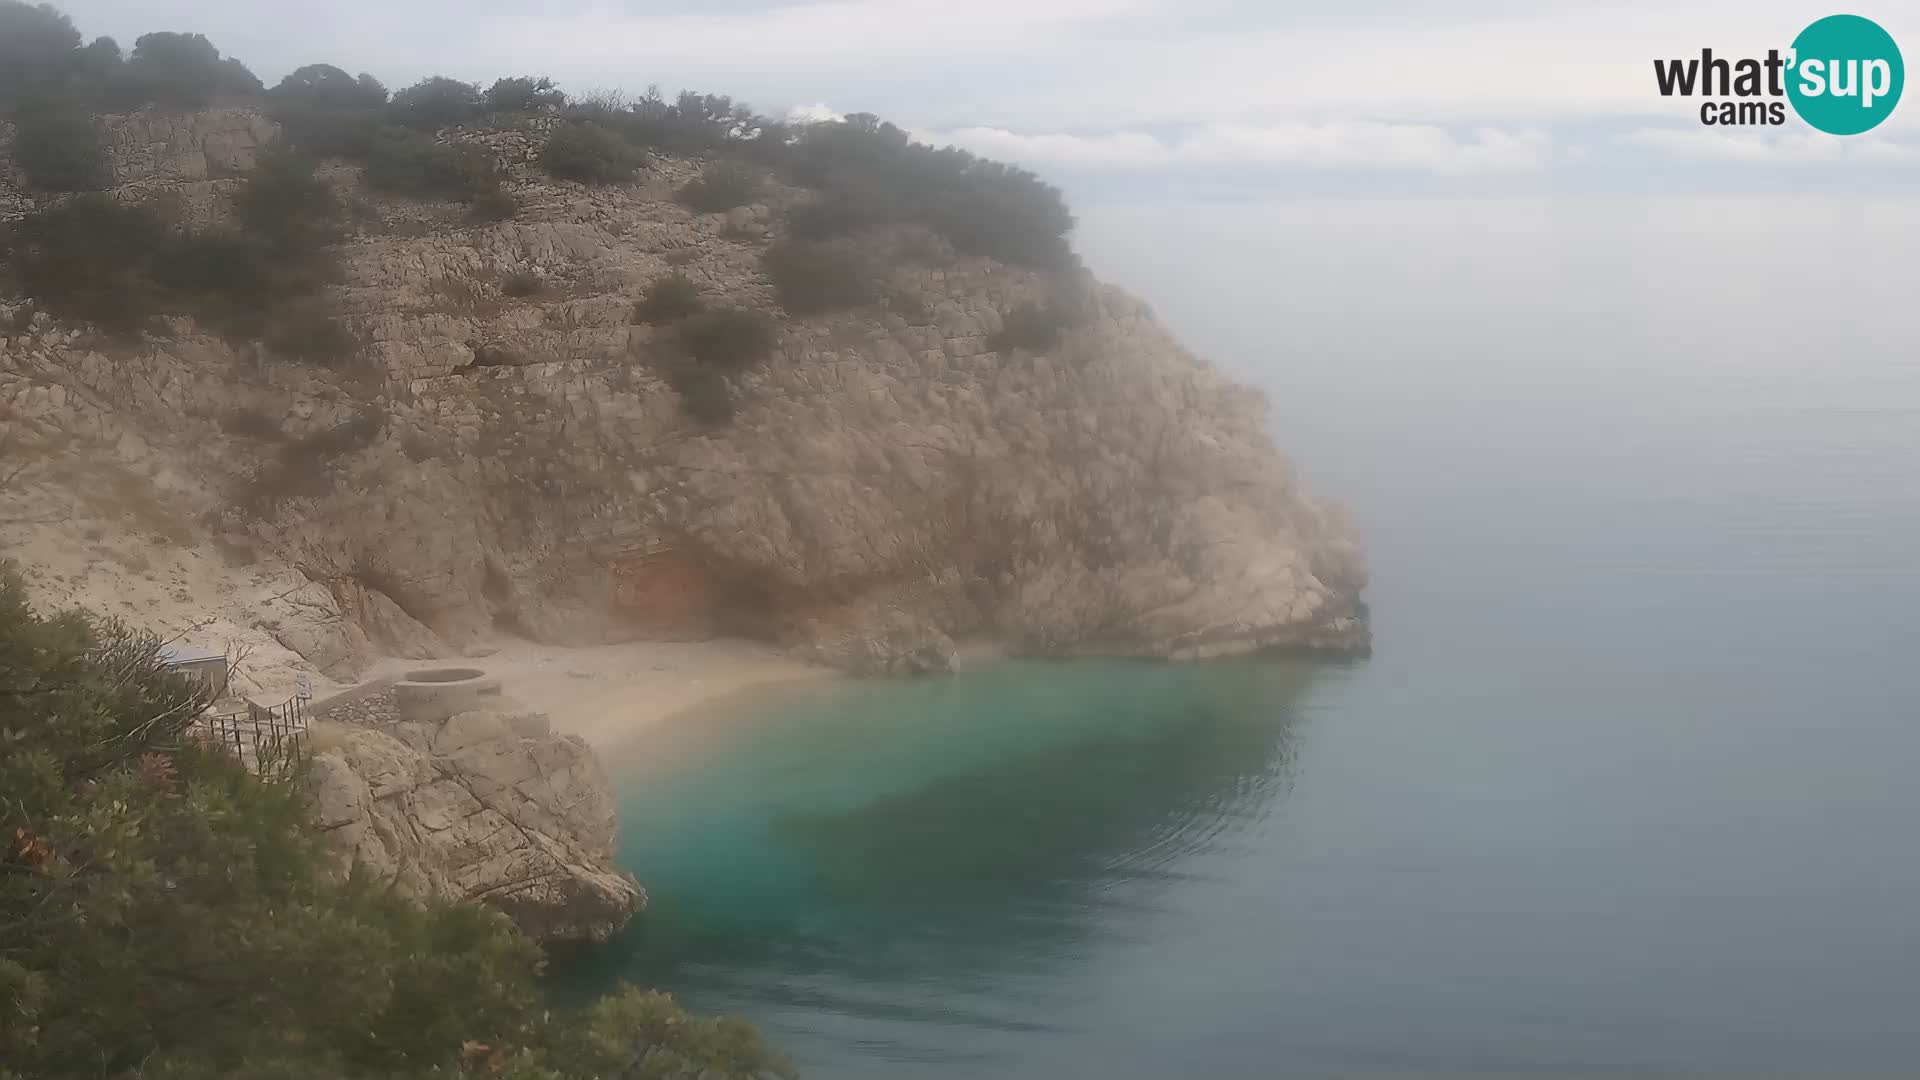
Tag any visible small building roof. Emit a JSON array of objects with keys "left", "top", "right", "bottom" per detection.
[{"left": 158, "top": 643, "right": 227, "bottom": 666}]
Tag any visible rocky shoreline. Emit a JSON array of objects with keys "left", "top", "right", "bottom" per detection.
[{"left": 304, "top": 667, "right": 645, "bottom": 944}]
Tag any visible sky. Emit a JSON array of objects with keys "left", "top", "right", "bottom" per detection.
[{"left": 49, "top": 0, "right": 1920, "bottom": 206}]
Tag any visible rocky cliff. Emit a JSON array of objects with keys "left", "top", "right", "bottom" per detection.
[{"left": 0, "top": 108, "right": 1368, "bottom": 685}]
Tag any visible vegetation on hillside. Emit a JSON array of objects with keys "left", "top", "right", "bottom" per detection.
[
  {"left": 634, "top": 272, "right": 705, "bottom": 324},
  {"left": 0, "top": 565, "right": 794, "bottom": 1079},
  {"left": 676, "top": 161, "right": 758, "bottom": 213},
  {"left": 1, "top": 150, "right": 344, "bottom": 344},
  {"left": 541, "top": 120, "right": 646, "bottom": 185},
  {"left": 0, "top": 0, "right": 1081, "bottom": 387}
]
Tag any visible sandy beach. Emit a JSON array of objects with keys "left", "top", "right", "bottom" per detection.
[{"left": 363, "top": 637, "right": 837, "bottom": 752}]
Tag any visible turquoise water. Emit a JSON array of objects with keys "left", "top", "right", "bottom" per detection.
[{"left": 568, "top": 198, "right": 1920, "bottom": 1077}]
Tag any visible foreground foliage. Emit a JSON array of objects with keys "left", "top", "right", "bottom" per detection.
[{"left": 0, "top": 567, "right": 793, "bottom": 1080}]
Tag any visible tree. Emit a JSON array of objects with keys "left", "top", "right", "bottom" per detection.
[
  {"left": 273, "top": 63, "right": 388, "bottom": 110},
  {"left": 0, "top": 1, "right": 81, "bottom": 107},
  {"left": 389, "top": 76, "right": 483, "bottom": 130},
  {"left": 485, "top": 75, "right": 564, "bottom": 114},
  {"left": 0, "top": 566, "right": 794, "bottom": 1079},
  {"left": 7, "top": 99, "right": 107, "bottom": 191},
  {"left": 123, "top": 31, "right": 262, "bottom": 107}
]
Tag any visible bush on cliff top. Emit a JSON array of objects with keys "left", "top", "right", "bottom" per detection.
[
  {"left": 782, "top": 113, "right": 1076, "bottom": 269},
  {"left": 120, "top": 30, "right": 263, "bottom": 108},
  {"left": 486, "top": 75, "right": 565, "bottom": 114},
  {"left": 541, "top": 120, "right": 645, "bottom": 185},
  {"left": 388, "top": 75, "right": 484, "bottom": 130},
  {"left": 0, "top": 565, "right": 794, "bottom": 1080}
]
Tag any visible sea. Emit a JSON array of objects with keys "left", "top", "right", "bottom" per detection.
[{"left": 560, "top": 195, "right": 1920, "bottom": 1078}]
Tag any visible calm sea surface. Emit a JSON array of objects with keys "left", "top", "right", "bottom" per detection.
[{"left": 565, "top": 197, "right": 1920, "bottom": 1077}]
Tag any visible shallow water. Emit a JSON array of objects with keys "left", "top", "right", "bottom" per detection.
[{"left": 565, "top": 197, "right": 1920, "bottom": 1077}]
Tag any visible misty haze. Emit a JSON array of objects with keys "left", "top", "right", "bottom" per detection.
[{"left": 4, "top": 3, "right": 1918, "bottom": 1079}]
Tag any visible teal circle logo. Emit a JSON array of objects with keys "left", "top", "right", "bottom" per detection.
[{"left": 1787, "top": 14, "right": 1904, "bottom": 135}]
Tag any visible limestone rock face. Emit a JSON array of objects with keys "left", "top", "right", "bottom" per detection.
[
  {"left": 306, "top": 708, "right": 644, "bottom": 943},
  {"left": 98, "top": 108, "right": 278, "bottom": 184},
  {"left": 1, "top": 107, "right": 1369, "bottom": 676}
]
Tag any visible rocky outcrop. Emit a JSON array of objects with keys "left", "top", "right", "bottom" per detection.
[
  {"left": 306, "top": 702, "right": 643, "bottom": 943},
  {"left": 1, "top": 107, "right": 1369, "bottom": 677}
]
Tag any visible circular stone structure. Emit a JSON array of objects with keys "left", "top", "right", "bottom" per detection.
[{"left": 393, "top": 667, "right": 504, "bottom": 725}]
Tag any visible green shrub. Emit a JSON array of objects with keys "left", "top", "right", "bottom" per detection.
[
  {"left": 262, "top": 305, "right": 357, "bottom": 366},
  {"left": 990, "top": 301, "right": 1068, "bottom": 353},
  {"left": 4, "top": 196, "right": 166, "bottom": 333},
  {"left": 500, "top": 270, "right": 542, "bottom": 297},
  {"left": 783, "top": 113, "right": 1075, "bottom": 268},
  {"left": 149, "top": 229, "right": 278, "bottom": 330},
  {"left": 233, "top": 146, "right": 340, "bottom": 255},
  {"left": 467, "top": 185, "right": 519, "bottom": 222},
  {"left": 388, "top": 75, "right": 482, "bottom": 129},
  {"left": 676, "top": 161, "right": 757, "bottom": 213},
  {"left": 677, "top": 306, "right": 776, "bottom": 372},
  {"left": 668, "top": 364, "right": 736, "bottom": 426},
  {"left": 762, "top": 241, "right": 873, "bottom": 316},
  {"left": 250, "top": 407, "right": 383, "bottom": 505},
  {"left": 5, "top": 142, "right": 350, "bottom": 345},
  {"left": 633, "top": 272, "right": 703, "bottom": 324},
  {"left": 484, "top": 75, "right": 564, "bottom": 114},
  {"left": 785, "top": 197, "right": 871, "bottom": 242},
  {"left": 618, "top": 88, "right": 752, "bottom": 156},
  {"left": 362, "top": 130, "right": 501, "bottom": 202},
  {"left": 8, "top": 99, "right": 107, "bottom": 192},
  {"left": 540, "top": 120, "right": 643, "bottom": 185}
]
